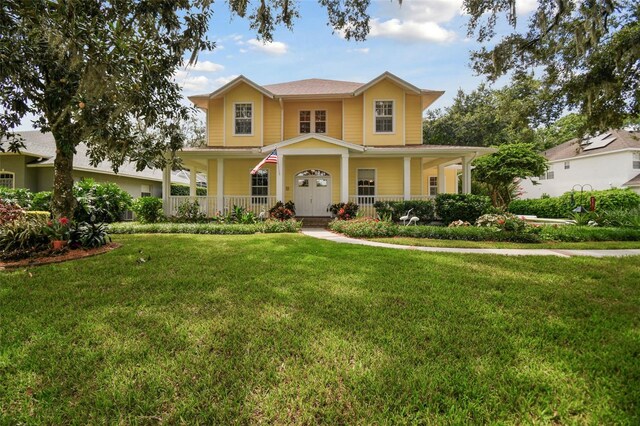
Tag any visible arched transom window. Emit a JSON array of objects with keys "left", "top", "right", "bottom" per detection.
[{"left": 295, "top": 169, "right": 330, "bottom": 177}]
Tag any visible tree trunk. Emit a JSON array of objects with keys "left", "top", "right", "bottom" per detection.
[{"left": 51, "top": 139, "right": 77, "bottom": 219}]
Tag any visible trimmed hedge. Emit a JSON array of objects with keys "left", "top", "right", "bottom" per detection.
[
  {"left": 109, "top": 219, "right": 301, "bottom": 235},
  {"left": 434, "top": 194, "right": 493, "bottom": 224},
  {"left": 509, "top": 188, "right": 640, "bottom": 218}
]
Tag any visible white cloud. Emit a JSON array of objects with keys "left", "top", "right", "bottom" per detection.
[
  {"left": 174, "top": 70, "right": 211, "bottom": 92},
  {"left": 369, "top": 18, "right": 456, "bottom": 43},
  {"left": 348, "top": 47, "right": 370, "bottom": 54},
  {"left": 182, "top": 60, "right": 224, "bottom": 73},
  {"left": 213, "top": 75, "right": 239, "bottom": 87},
  {"left": 246, "top": 39, "right": 288, "bottom": 55},
  {"left": 516, "top": 0, "right": 537, "bottom": 15}
]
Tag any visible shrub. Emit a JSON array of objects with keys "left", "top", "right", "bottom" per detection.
[
  {"left": 269, "top": 201, "right": 295, "bottom": 220},
  {"left": 44, "top": 217, "right": 72, "bottom": 241},
  {"left": 175, "top": 200, "right": 206, "bottom": 222},
  {"left": 31, "top": 191, "right": 52, "bottom": 212},
  {"left": 70, "top": 222, "right": 111, "bottom": 248},
  {"left": 132, "top": 197, "right": 164, "bottom": 223},
  {"left": 0, "top": 216, "right": 50, "bottom": 256},
  {"left": 397, "top": 225, "right": 542, "bottom": 243},
  {"left": 329, "top": 202, "right": 359, "bottom": 220},
  {"left": 373, "top": 200, "right": 436, "bottom": 223},
  {"left": 108, "top": 220, "right": 300, "bottom": 235},
  {"left": 0, "top": 187, "right": 33, "bottom": 209},
  {"left": 25, "top": 211, "right": 51, "bottom": 225},
  {"left": 0, "top": 200, "right": 25, "bottom": 225},
  {"left": 600, "top": 208, "right": 640, "bottom": 228},
  {"left": 476, "top": 213, "right": 528, "bottom": 233},
  {"left": 171, "top": 184, "right": 207, "bottom": 196},
  {"left": 538, "top": 226, "right": 640, "bottom": 242},
  {"left": 328, "top": 218, "right": 399, "bottom": 238},
  {"left": 261, "top": 219, "right": 302, "bottom": 233},
  {"left": 507, "top": 198, "right": 569, "bottom": 218},
  {"left": 435, "top": 194, "right": 492, "bottom": 225},
  {"left": 74, "top": 179, "right": 133, "bottom": 223}
]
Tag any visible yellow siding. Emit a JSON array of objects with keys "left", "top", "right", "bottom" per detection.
[
  {"left": 284, "top": 138, "right": 341, "bottom": 150},
  {"left": 423, "top": 167, "right": 459, "bottom": 195},
  {"left": 223, "top": 159, "right": 276, "bottom": 195},
  {"left": 363, "top": 79, "right": 405, "bottom": 146},
  {"left": 282, "top": 101, "right": 342, "bottom": 140},
  {"left": 343, "top": 95, "right": 363, "bottom": 145},
  {"left": 223, "top": 83, "right": 263, "bottom": 147},
  {"left": 284, "top": 156, "right": 341, "bottom": 204},
  {"left": 263, "top": 98, "right": 281, "bottom": 145},
  {"left": 207, "top": 98, "right": 224, "bottom": 146},
  {"left": 405, "top": 94, "right": 422, "bottom": 145},
  {"left": 207, "top": 159, "right": 217, "bottom": 194},
  {"left": 411, "top": 158, "right": 422, "bottom": 196},
  {"left": 349, "top": 158, "right": 403, "bottom": 196}
]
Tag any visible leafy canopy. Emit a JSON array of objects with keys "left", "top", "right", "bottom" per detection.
[{"left": 463, "top": 0, "right": 640, "bottom": 132}]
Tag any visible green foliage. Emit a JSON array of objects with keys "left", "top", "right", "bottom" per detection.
[
  {"left": 175, "top": 200, "right": 206, "bottom": 223},
  {"left": 600, "top": 208, "right": 640, "bottom": 228},
  {"left": 25, "top": 211, "right": 51, "bottom": 225},
  {"left": 44, "top": 217, "right": 72, "bottom": 241},
  {"left": 473, "top": 143, "right": 548, "bottom": 207},
  {"left": 476, "top": 213, "right": 528, "bottom": 233},
  {"left": 224, "top": 205, "right": 257, "bottom": 224},
  {"left": 373, "top": 200, "right": 436, "bottom": 223},
  {"left": 108, "top": 219, "right": 301, "bottom": 235},
  {"left": 328, "top": 218, "right": 399, "bottom": 238},
  {"left": 73, "top": 179, "right": 133, "bottom": 223},
  {"left": 0, "top": 200, "right": 25, "bottom": 225},
  {"left": 328, "top": 202, "right": 359, "bottom": 220},
  {"left": 171, "top": 184, "right": 207, "bottom": 196},
  {"left": 0, "top": 187, "right": 32, "bottom": 209},
  {"left": 132, "top": 197, "right": 164, "bottom": 224},
  {"left": 538, "top": 226, "right": 640, "bottom": 242},
  {"left": 508, "top": 198, "right": 570, "bottom": 219},
  {"left": 534, "top": 113, "right": 588, "bottom": 150},
  {"left": 70, "top": 222, "right": 111, "bottom": 248},
  {"left": 31, "top": 191, "right": 52, "bottom": 212},
  {"left": 269, "top": 201, "right": 296, "bottom": 220},
  {"left": 464, "top": 1, "right": 639, "bottom": 131},
  {"left": 0, "top": 216, "right": 50, "bottom": 257},
  {"left": 435, "top": 194, "right": 493, "bottom": 225}
]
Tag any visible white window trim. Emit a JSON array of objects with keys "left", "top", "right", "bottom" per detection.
[
  {"left": 633, "top": 152, "right": 640, "bottom": 169},
  {"left": 298, "top": 109, "right": 328, "bottom": 135},
  {"left": 356, "top": 168, "right": 377, "bottom": 203},
  {"left": 428, "top": 175, "right": 438, "bottom": 196},
  {"left": 0, "top": 171, "right": 15, "bottom": 189},
  {"left": 250, "top": 168, "right": 270, "bottom": 200},
  {"left": 141, "top": 184, "right": 151, "bottom": 197},
  {"left": 233, "top": 101, "right": 254, "bottom": 137},
  {"left": 373, "top": 99, "right": 395, "bottom": 135}
]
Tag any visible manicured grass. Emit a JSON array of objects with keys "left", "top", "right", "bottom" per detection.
[
  {"left": 369, "top": 236, "right": 640, "bottom": 250},
  {"left": 1, "top": 234, "right": 639, "bottom": 423}
]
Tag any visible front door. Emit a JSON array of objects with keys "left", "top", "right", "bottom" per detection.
[{"left": 294, "top": 170, "right": 331, "bottom": 216}]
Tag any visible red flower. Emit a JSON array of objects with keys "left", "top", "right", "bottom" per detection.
[
  {"left": 47, "top": 221, "right": 53, "bottom": 226},
  {"left": 59, "top": 217, "right": 69, "bottom": 225},
  {"left": 497, "top": 219, "right": 505, "bottom": 225}
]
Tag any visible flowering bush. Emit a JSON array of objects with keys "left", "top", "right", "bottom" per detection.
[
  {"left": 448, "top": 220, "right": 471, "bottom": 227},
  {"left": 328, "top": 202, "right": 359, "bottom": 220},
  {"left": 45, "top": 217, "right": 72, "bottom": 241},
  {"left": 475, "top": 213, "right": 528, "bottom": 233},
  {"left": 269, "top": 201, "right": 296, "bottom": 220}
]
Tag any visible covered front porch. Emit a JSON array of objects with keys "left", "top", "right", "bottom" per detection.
[{"left": 163, "top": 135, "right": 493, "bottom": 218}]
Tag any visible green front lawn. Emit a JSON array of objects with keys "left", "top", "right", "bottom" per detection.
[
  {"left": 369, "top": 237, "right": 640, "bottom": 250},
  {"left": 1, "top": 234, "right": 639, "bottom": 424}
]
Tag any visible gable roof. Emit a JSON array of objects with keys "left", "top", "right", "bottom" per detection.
[
  {"left": 1, "top": 130, "right": 190, "bottom": 184},
  {"left": 624, "top": 173, "right": 640, "bottom": 187},
  {"left": 261, "top": 134, "right": 365, "bottom": 153},
  {"left": 263, "top": 78, "right": 364, "bottom": 97},
  {"left": 544, "top": 129, "right": 640, "bottom": 161}
]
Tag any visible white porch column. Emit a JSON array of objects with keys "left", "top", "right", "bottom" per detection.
[
  {"left": 341, "top": 153, "right": 349, "bottom": 203},
  {"left": 276, "top": 154, "right": 284, "bottom": 202},
  {"left": 189, "top": 168, "right": 197, "bottom": 197},
  {"left": 162, "top": 162, "right": 172, "bottom": 215},
  {"left": 461, "top": 156, "right": 472, "bottom": 194},
  {"left": 437, "top": 164, "right": 446, "bottom": 194},
  {"left": 403, "top": 157, "right": 411, "bottom": 200},
  {"left": 216, "top": 158, "right": 224, "bottom": 213}
]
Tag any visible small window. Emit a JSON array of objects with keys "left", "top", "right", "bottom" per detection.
[
  {"left": 564, "top": 161, "right": 570, "bottom": 170},
  {"left": 251, "top": 169, "right": 269, "bottom": 203},
  {"left": 299, "top": 110, "right": 311, "bottom": 134},
  {"left": 234, "top": 103, "right": 252, "bottom": 135},
  {"left": 634, "top": 153, "right": 640, "bottom": 169},
  {"left": 429, "top": 176, "right": 438, "bottom": 196},
  {"left": 299, "top": 110, "right": 326, "bottom": 134},
  {"left": 374, "top": 100, "right": 393, "bottom": 133},
  {"left": 141, "top": 184, "right": 151, "bottom": 197},
  {"left": 357, "top": 169, "right": 376, "bottom": 204},
  {"left": 0, "top": 172, "right": 14, "bottom": 188},
  {"left": 547, "top": 170, "right": 555, "bottom": 180},
  {"left": 315, "top": 110, "right": 326, "bottom": 133}
]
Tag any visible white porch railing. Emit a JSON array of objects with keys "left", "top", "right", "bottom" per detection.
[
  {"left": 167, "top": 195, "right": 277, "bottom": 217},
  {"left": 348, "top": 195, "right": 435, "bottom": 218}
]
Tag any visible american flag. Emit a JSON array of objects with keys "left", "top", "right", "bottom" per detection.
[{"left": 250, "top": 149, "right": 278, "bottom": 175}]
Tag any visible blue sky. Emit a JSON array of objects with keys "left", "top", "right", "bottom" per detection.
[{"left": 177, "top": 0, "right": 537, "bottom": 110}]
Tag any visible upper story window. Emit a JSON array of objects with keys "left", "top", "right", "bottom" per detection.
[
  {"left": 634, "top": 152, "right": 640, "bottom": 169},
  {"left": 374, "top": 100, "right": 394, "bottom": 133},
  {"left": 564, "top": 161, "right": 570, "bottom": 170},
  {"left": 234, "top": 103, "right": 253, "bottom": 135},
  {"left": 299, "top": 110, "right": 327, "bottom": 134},
  {"left": 141, "top": 184, "right": 151, "bottom": 197},
  {"left": 0, "top": 172, "right": 14, "bottom": 188}
]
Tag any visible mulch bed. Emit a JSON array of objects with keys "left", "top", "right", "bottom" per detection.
[{"left": 0, "top": 243, "right": 121, "bottom": 270}]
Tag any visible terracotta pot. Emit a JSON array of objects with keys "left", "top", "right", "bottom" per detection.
[{"left": 52, "top": 240, "right": 67, "bottom": 250}]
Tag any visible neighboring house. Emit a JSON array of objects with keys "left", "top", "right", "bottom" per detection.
[
  {"left": 167, "top": 72, "right": 494, "bottom": 217},
  {"left": 0, "top": 130, "right": 199, "bottom": 198},
  {"left": 520, "top": 128, "right": 640, "bottom": 199}
]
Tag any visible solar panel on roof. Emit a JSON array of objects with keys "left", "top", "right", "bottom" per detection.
[{"left": 581, "top": 132, "right": 617, "bottom": 151}]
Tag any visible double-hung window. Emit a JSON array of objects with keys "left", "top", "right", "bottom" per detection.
[
  {"left": 429, "top": 176, "right": 438, "bottom": 196},
  {"left": 251, "top": 169, "right": 269, "bottom": 204},
  {"left": 234, "top": 103, "right": 252, "bottom": 135},
  {"left": 299, "top": 110, "right": 327, "bottom": 134},
  {"left": 564, "top": 161, "right": 570, "bottom": 170},
  {"left": 634, "top": 152, "right": 640, "bottom": 169},
  {"left": 357, "top": 169, "right": 376, "bottom": 204},
  {"left": 0, "top": 172, "right": 14, "bottom": 188},
  {"left": 374, "top": 100, "right": 393, "bottom": 133},
  {"left": 141, "top": 184, "right": 151, "bottom": 197}
]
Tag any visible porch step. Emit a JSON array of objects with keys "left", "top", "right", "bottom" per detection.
[{"left": 298, "top": 216, "right": 332, "bottom": 228}]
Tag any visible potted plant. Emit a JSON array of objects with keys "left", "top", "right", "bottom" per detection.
[{"left": 46, "top": 217, "right": 71, "bottom": 250}]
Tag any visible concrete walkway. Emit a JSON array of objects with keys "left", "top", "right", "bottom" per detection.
[{"left": 301, "top": 229, "right": 640, "bottom": 258}]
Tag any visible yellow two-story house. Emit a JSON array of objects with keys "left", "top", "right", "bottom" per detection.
[{"left": 165, "top": 72, "right": 493, "bottom": 217}]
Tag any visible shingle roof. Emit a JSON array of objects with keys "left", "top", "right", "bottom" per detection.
[
  {"left": 624, "top": 173, "right": 640, "bottom": 187},
  {"left": 544, "top": 129, "right": 640, "bottom": 161},
  {"left": 262, "top": 78, "right": 364, "bottom": 96},
  {"left": 3, "top": 130, "right": 189, "bottom": 184}
]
